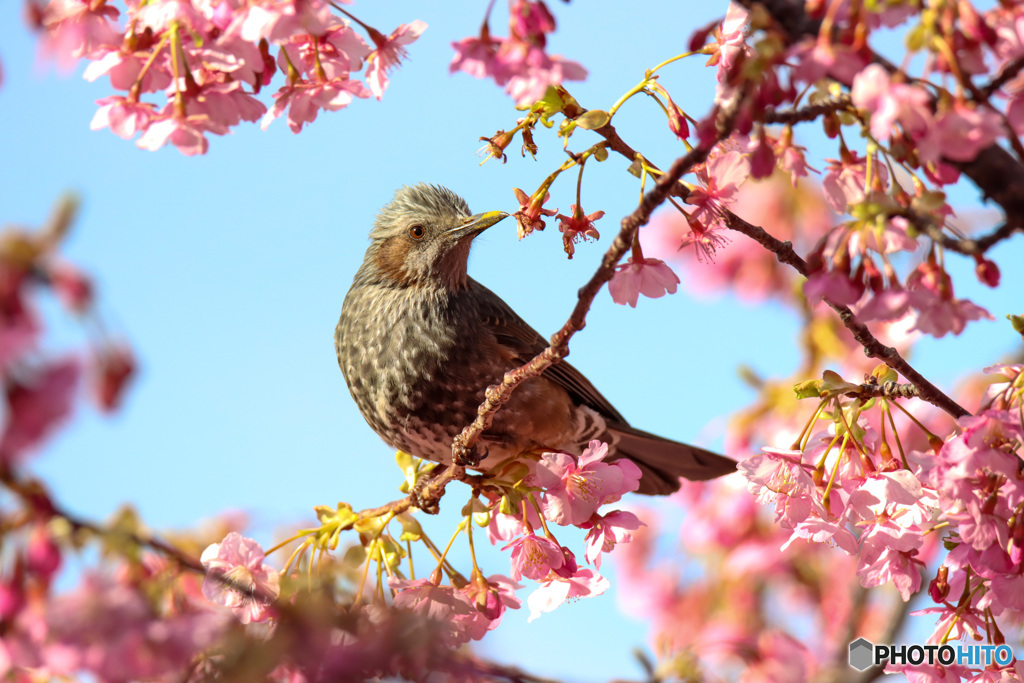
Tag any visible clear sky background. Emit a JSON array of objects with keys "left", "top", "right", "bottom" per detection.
[{"left": 1, "top": 1, "right": 1022, "bottom": 680}]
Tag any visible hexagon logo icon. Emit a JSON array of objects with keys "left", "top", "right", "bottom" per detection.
[{"left": 849, "top": 638, "right": 874, "bottom": 671}]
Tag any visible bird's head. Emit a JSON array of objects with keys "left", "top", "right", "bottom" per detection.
[{"left": 362, "top": 184, "right": 508, "bottom": 290}]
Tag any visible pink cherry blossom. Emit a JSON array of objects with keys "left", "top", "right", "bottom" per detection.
[
  {"left": 907, "top": 260, "right": 993, "bottom": 337},
  {"left": 854, "top": 288, "right": 912, "bottom": 323},
  {"left": 526, "top": 567, "right": 609, "bottom": 622},
  {"left": 803, "top": 270, "right": 862, "bottom": 306},
  {"left": 847, "top": 216, "right": 919, "bottom": 256},
  {"left": 83, "top": 50, "right": 173, "bottom": 94},
  {"left": 230, "top": 0, "right": 334, "bottom": 43},
  {"left": 134, "top": 0, "right": 210, "bottom": 34},
  {"left": 40, "top": 0, "right": 121, "bottom": 66},
  {"left": 92, "top": 343, "right": 136, "bottom": 413},
  {"left": 706, "top": 2, "right": 751, "bottom": 94},
  {"left": 388, "top": 576, "right": 477, "bottom": 646},
  {"left": 0, "top": 358, "right": 81, "bottom": 464},
  {"left": 278, "top": 24, "right": 369, "bottom": 81},
  {"left": 450, "top": 33, "right": 508, "bottom": 81},
  {"left": 981, "top": 364, "right": 1024, "bottom": 410},
  {"left": 511, "top": 187, "right": 557, "bottom": 238},
  {"left": 773, "top": 129, "right": 813, "bottom": 183},
  {"left": 26, "top": 525, "right": 62, "bottom": 581},
  {"left": 583, "top": 509, "right": 644, "bottom": 568},
  {"left": 503, "top": 533, "right": 565, "bottom": 581},
  {"left": 47, "top": 261, "right": 93, "bottom": 313},
  {"left": 533, "top": 441, "right": 642, "bottom": 525},
  {"left": 918, "top": 101, "right": 1003, "bottom": 164},
  {"left": 608, "top": 257, "right": 680, "bottom": 307},
  {"left": 789, "top": 38, "right": 867, "bottom": 86},
  {"left": 822, "top": 152, "right": 889, "bottom": 214},
  {"left": 555, "top": 205, "right": 603, "bottom": 259},
  {"left": 748, "top": 133, "right": 776, "bottom": 179},
  {"left": 509, "top": 0, "right": 556, "bottom": 42},
  {"left": 499, "top": 42, "right": 587, "bottom": 107},
  {"left": 739, "top": 448, "right": 821, "bottom": 528},
  {"left": 960, "top": 410, "right": 1024, "bottom": 451},
  {"left": 42, "top": 573, "right": 227, "bottom": 681},
  {"left": 687, "top": 149, "right": 750, "bottom": 230},
  {"left": 90, "top": 97, "right": 155, "bottom": 140},
  {"left": 850, "top": 64, "right": 931, "bottom": 141},
  {"left": 184, "top": 82, "right": 267, "bottom": 129},
  {"left": 450, "top": 8, "right": 587, "bottom": 106},
  {"left": 459, "top": 573, "right": 522, "bottom": 640},
  {"left": 137, "top": 114, "right": 230, "bottom": 156},
  {"left": 648, "top": 82, "right": 689, "bottom": 140},
  {"left": 364, "top": 20, "right": 427, "bottom": 100},
  {"left": 261, "top": 77, "right": 371, "bottom": 133},
  {"left": 201, "top": 532, "right": 280, "bottom": 624},
  {"left": 486, "top": 509, "right": 526, "bottom": 545}
]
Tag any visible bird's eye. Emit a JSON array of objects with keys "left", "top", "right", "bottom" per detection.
[{"left": 409, "top": 225, "right": 425, "bottom": 240}]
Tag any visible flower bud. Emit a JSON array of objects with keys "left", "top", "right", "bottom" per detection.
[
  {"left": 975, "top": 257, "right": 1000, "bottom": 288},
  {"left": 26, "top": 525, "right": 61, "bottom": 581},
  {"left": 928, "top": 565, "right": 949, "bottom": 602}
]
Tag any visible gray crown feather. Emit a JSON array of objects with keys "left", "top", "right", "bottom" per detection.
[{"left": 370, "top": 184, "right": 471, "bottom": 240}]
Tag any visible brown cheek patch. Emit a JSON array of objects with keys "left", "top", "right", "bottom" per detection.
[{"left": 373, "top": 237, "right": 414, "bottom": 284}]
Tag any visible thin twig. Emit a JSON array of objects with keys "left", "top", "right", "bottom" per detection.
[
  {"left": 763, "top": 95, "right": 852, "bottom": 124},
  {"left": 892, "top": 208, "right": 1022, "bottom": 256},
  {"left": 843, "top": 380, "right": 921, "bottom": 402},
  {"left": 979, "top": 54, "right": 1024, "bottom": 100}
]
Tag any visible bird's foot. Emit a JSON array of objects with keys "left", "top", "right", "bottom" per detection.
[
  {"left": 451, "top": 435, "right": 487, "bottom": 468},
  {"left": 410, "top": 466, "right": 445, "bottom": 515}
]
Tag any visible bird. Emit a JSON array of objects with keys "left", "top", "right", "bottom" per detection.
[{"left": 334, "top": 184, "right": 736, "bottom": 495}]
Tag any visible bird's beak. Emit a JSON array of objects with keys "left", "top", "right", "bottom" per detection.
[{"left": 447, "top": 211, "right": 509, "bottom": 241}]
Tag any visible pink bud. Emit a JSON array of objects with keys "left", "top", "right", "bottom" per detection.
[
  {"left": 975, "top": 258, "right": 1000, "bottom": 288},
  {"left": 0, "top": 575, "right": 25, "bottom": 621},
  {"left": 553, "top": 547, "right": 577, "bottom": 578},
  {"left": 50, "top": 262, "right": 94, "bottom": 313},
  {"left": 94, "top": 344, "right": 136, "bottom": 413},
  {"left": 749, "top": 135, "right": 776, "bottom": 179},
  {"left": 928, "top": 565, "right": 949, "bottom": 602},
  {"left": 26, "top": 526, "right": 61, "bottom": 581}
]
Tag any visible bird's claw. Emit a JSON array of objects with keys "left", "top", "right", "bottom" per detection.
[
  {"left": 410, "top": 467, "right": 444, "bottom": 515},
  {"left": 451, "top": 436, "right": 487, "bottom": 468}
]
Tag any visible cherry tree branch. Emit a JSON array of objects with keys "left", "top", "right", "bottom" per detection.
[
  {"left": 722, "top": 212, "right": 970, "bottom": 418},
  {"left": 0, "top": 466, "right": 205, "bottom": 573}
]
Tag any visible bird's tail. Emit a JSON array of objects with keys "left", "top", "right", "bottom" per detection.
[{"left": 607, "top": 424, "right": 737, "bottom": 495}]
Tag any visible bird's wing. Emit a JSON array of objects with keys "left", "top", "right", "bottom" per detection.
[{"left": 469, "top": 279, "right": 628, "bottom": 424}]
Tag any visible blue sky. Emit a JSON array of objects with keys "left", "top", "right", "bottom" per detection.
[{"left": 1, "top": 1, "right": 1022, "bottom": 680}]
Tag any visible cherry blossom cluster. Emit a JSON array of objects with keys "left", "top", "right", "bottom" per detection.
[
  {"left": 449, "top": 0, "right": 585, "bottom": 107},
  {"left": 701, "top": 1, "right": 1012, "bottom": 337},
  {"left": 613, "top": 476, "right": 901, "bottom": 680},
  {"left": 0, "top": 199, "right": 158, "bottom": 680},
  {"left": 31, "top": 0, "right": 424, "bottom": 154},
  {"left": 188, "top": 440, "right": 644, "bottom": 678},
  {"left": 738, "top": 364, "right": 1024, "bottom": 680},
  {"left": 480, "top": 1, "right": 1012, "bottom": 342},
  {"left": 0, "top": 198, "right": 135, "bottom": 463}
]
